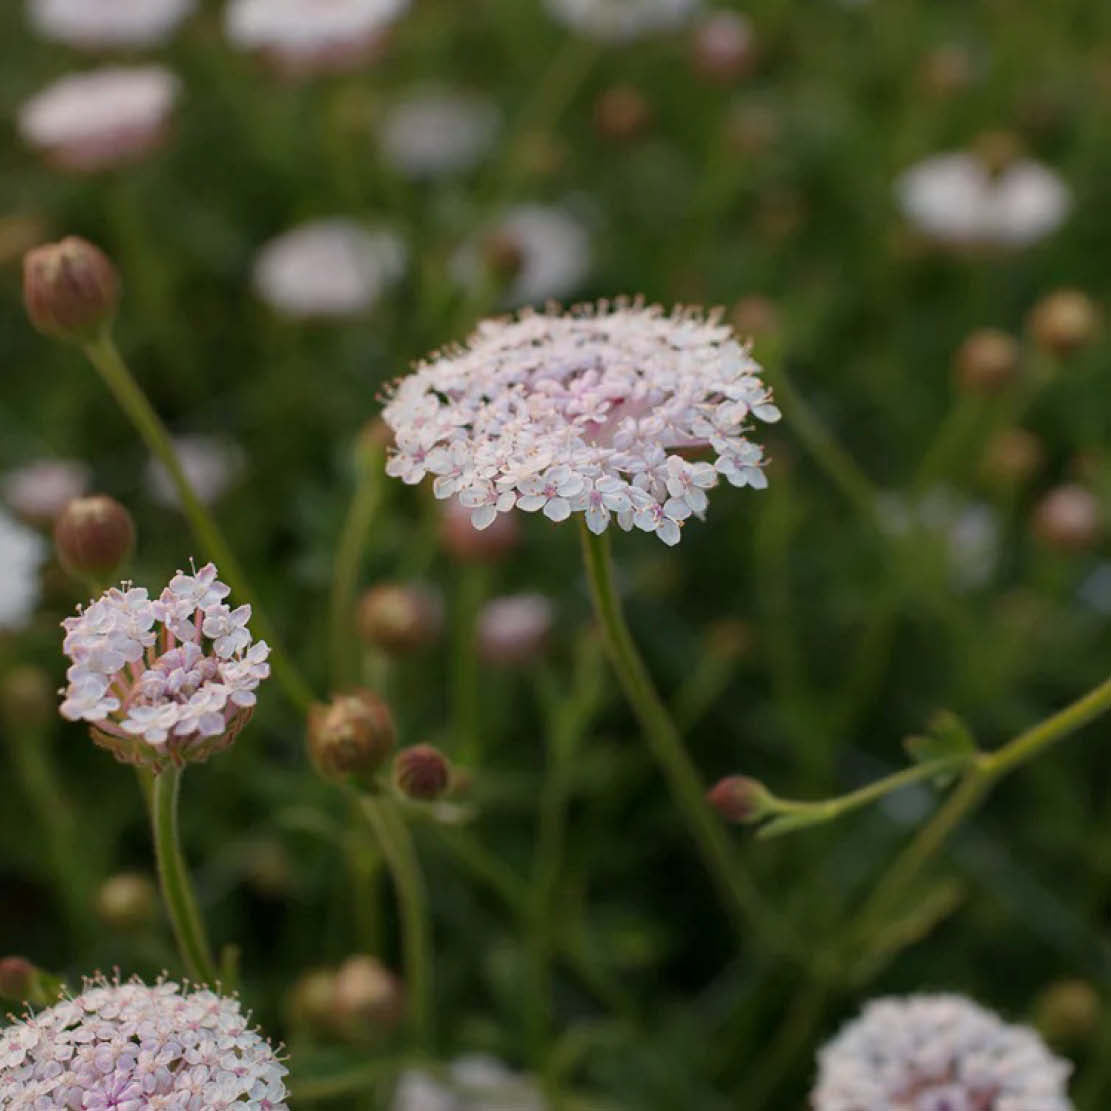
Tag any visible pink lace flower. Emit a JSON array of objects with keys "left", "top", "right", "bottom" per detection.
[
  {"left": 59, "top": 562, "right": 270, "bottom": 770},
  {"left": 0, "top": 976, "right": 288, "bottom": 1109},
  {"left": 382, "top": 300, "right": 779, "bottom": 545},
  {"left": 812, "top": 994, "right": 1073, "bottom": 1111}
]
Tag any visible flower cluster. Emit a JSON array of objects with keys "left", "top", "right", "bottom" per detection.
[
  {"left": 59, "top": 562, "right": 270, "bottom": 769},
  {"left": 544, "top": 0, "right": 699, "bottom": 42},
  {"left": 378, "top": 88, "right": 501, "bottom": 179},
  {"left": 0, "top": 508, "right": 45, "bottom": 631},
  {"left": 812, "top": 994, "right": 1073, "bottom": 1111},
  {"left": 27, "top": 0, "right": 196, "bottom": 50},
  {"left": 0, "top": 976, "right": 288, "bottom": 1109},
  {"left": 382, "top": 300, "right": 780, "bottom": 545}
]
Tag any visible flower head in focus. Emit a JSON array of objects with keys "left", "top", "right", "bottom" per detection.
[
  {"left": 378, "top": 88, "right": 501, "bottom": 179},
  {"left": 450, "top": 204, "right": 592, "bottom": 309},
  {"left": 382, "top": 300, "right": 779, "bottom": 545},
  {"left": 27, "top": 0, "right": 195, "bottom": 50},
  {"left": 18, "top": 66, "right": 180, "bottom": 173},
  {"left": 895, "top": 149, "right": 1070, "bottom": 248},
  {"left": 811, "top": 993, "right": 1073, "bottom": 1111},
  {"left": 59, "top": 561, "right": 270, "bottom": 770},
  {"left": 252, "top": 220, "right": 406, "bottom": 320},
  {"left": 0, "top": 509, "right": 46, "bottom": 631},
  {"left": 225, "top": 0, "right": 409, "bottom": 76},
  {"left": 0, "top": 975, "right": 288, "bottom": 1109},
  {"left": 545, "top": 0, "right": 699, "bottom": 42}
]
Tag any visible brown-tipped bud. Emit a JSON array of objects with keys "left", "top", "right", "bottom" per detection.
[
  {"left": 981, "top": 427, "right": 1045, "bottom": 485},
  {"left": 481, "top": 229, "right": 526, "bottom": 283},
  {"left": 1035, "top": 979, "right": 1101, "bottom": 1045},
  {"left": 96, "top": 872, "right": 158, "bottom": 931},
  {"left": 23, "top": 237, "right": 119, "bottom": 343},
  {"left": 973, "top": 129, "right": 1023, "bottom": 176},
  {"left": 691, "top": 11, "right": 756, "bottom": 83},
  {"left": 287, "top": 968, "right": 338, "bottom": 1031},
  {"left": 593, "top": 84, "right": 652, "bottom": 143},
  {"left": 308, "top": 690, "right": 396, "bottom": 783},
  {"left": 477, "top": 593, "right": 552, "bottom": 665},
  {"left": 919, "top": 44, "right": 973, "bottom": 98},
  {"left": 53, "top": 494, "right": 135, "bottom": 580},
  {"left": 440, "top": 497, "right": 519, "bottom": 563},
  {"left": 394, "top": 744, "right": 451, "bottom": 801},
  {"left": 954, "top": 328, "right": 1020, "bottom": 394},
  {"left": 1028, "top": 289, "right": 1100, "bottom": 356},
  {"left": 0, "top": 666, "right": 54, "bottom": 730},
  {"left": 333, "top": 956, "right": 404, "bottom": 1032},
  {"left": 1032, "top": 485, "right": 1102, "bottom": 552},
  {"left": 706, "top": 775, "right": 774, "bottom": 824},
  {"left": 0, "top": 957, "right": 36, "bottom": 1002},
  {"left": 729, "top": 296, "right": 779, "bottom": 342},
  {"left": 356, "top": 583, "right": 443, "bottom": 654}
]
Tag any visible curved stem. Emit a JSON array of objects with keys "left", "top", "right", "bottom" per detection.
[
  {"left": 151, "top": 766, "right": 218, "bottom": 984},
  {"left": 80, "top": 333, "right": 314, "bottom": 714},
  {"left": 854, "top": 675, "right": 1111, "bottom": 950},
  {"left": 328, "top": 445, "right": 384, "bottom": 686},
  {"left": 359, "top": 794, "right": 433, "bottom": 1049},
  {"left": 578, "top": 522, "right": 787, "bottom": 952},
  {"left": 451, "top": 564, "right": 488, "bottom": 762}
]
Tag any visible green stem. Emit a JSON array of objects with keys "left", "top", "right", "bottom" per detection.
[
  {"left": 359, "top": 794, "right": 433, "bottom": 1048},
  {"left": 741, "top": 981, "right": 829, "bottom": 1110},
  {"left": 80, "top": 332, "right": 314, "bottom": 714},
  {"left": 855, "top": 675, "right": 1111, "bottom": 947},
  {"left": 451, "top": 564, "right": 488, "bottom": 762},
  {"left": 328, "top": 445, "right": 384, "bottom": 687},
  {"left": 151, "top": 766, "right": 218, "bottom": 984},
  {"left": 578, "top": 522, "right": 786, "bottom": 952}
]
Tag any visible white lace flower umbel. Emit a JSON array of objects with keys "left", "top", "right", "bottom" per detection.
[
  {"left": 27, "top": 0, "right": 195, "bottom": 50},
  {"left": 544, "top": 0, "right": 699, "bottom": 42},
  {"left": 59, "top": 562, "right": 270, "bottom": 770},
  {"left": 0, "top": 508, "right": 46, "bottom": 631},
  {"left": 382, "top": 300, "right": 779, "bottom": 545},
  {"left": 0, "top": 977, "right": 289, "bottom": 1110},
  {"left": 812, "top": 994, "right": 1073, "bottom": 1111}
]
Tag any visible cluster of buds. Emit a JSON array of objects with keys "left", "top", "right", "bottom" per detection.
[{"left": 59, "top": 562, "right": 270, "bottom": 770}]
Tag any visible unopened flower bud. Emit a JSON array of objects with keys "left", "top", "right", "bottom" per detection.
[
  {"left": 0, "top": 957, "right": 37, "bottom": 1002},
  {"left": 1034, "top": 979, "right": 1100, "bottom": 1045},
  {"left": 954, "top": 328, "right": 1020, "bottom": 393},
  {"left": 23, "top": 236, "right": 119, "bottom": 343},
  {"left": 308, "top": 690, "right": 395, "bottom": 783},
  {"left": 441, "top": 497, "right": 519, "bottom": 563},
  {"left": 393, "top": 744, "right": 451, "bottom": 801},
  {"left": 481, "top": 229, "right": 526, "bottom": 282},
  {"left": 691, "top": 11, "right": 756, "bottom": 83},
  {"left": 593, "top": 84, "right": 652, "bottom": 143},
  {"left": 981, "top": 427, "right": 1044, "bottom": 485},
  {"left": 287, "top": 968, "right": 338, "bottom": 1031},
  {"left": 706, "top": 619, "right": 753, "bottom": 661},
  {"left": 53, "top": 495, "right": 135, "bottom": 580},
  {"left": 1028, "top": 289, "right": 1100, "bottom": 356},
  {"left": 333, "top": 955, "right": 404, "bottom": 1031},
  {"left": 357, "top": 583, "right": 443, "bottom": 654},
  {"left": 729, "top": 296, "right": 779, "bottom": 342},
  {"left": 706, "top": 775, "right": 775, "bottom": 824},
  {"left": 1032, "top": 484, "right": 1102, "bottom": 552},
  {"left": 96, "top": 872, "right": 158, "bottom": 931},
  {"left": 919, "top": 44, "right": 973, "bottom": 98},
  {"left": 973, "top": 129, "right": 1023, "bottom": 176},
  {"left": 0, "top": 666, "right": 54, "bottom": 730},
  {"left": 477, "top": 593, "right": 552, "bottom": 665}
]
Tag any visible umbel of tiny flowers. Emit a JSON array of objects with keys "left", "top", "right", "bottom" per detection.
[
  {"left": 811, "top": 993, "right": 1073, "bottom": 1111},
  {"left": 382, "top": 299, "right": 780, "bottom": 547},
  {"left": 0, "top": 975, "right": 289, "bottom": 1109},
  {"left": 59, "top": 561, "right": 270, "bottom": 771}
]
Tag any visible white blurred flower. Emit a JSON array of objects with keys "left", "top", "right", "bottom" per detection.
[
  {"left": 382, "top": 300, "right": 779, "bottom": 545},
  {"left": 378, "top": 89, "right": 501, "bottom": 179},
  {"left": 393, "top": 1056, "right": 545, "bottom": 1111},
  {"left": 0, "top": 509, "right": 45, "bottom": 631},
  {"left": 252, "top": 219, "right": 406, "bottom": 319},
  {"left": 1, "top": 458, "right": 91, "bottom": 525},
  {"left": 27, "top": 0, "right": 195, "bottom": 49},
  {"left": 478, "top": 594, "right": 553, "bottom": 664},
  {"left": 17, "top": 65, "right": 180, "bottom": 173},
  {"left": 450, "top": 204, "right": 592, "bottom": 308},
  {"left": 0, "top": 976, "right": 287, "bottom": 1108},
  {"left": 545, "top": 0, "right": 699, "bottom": 42},
  {"left": 895, "top": 151, "right": 1070, "bottom": 248},
  {"left": 812, "top": 994, "right": 1073, "bottom": 1111},
  {"left": 147, "top": 435, "right": 246, "bottom": 508},
  {"left": 225, "top": 0, "right": 409, "bottom": 75}
]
